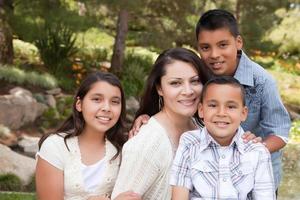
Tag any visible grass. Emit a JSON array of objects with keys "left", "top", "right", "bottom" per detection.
[{"left": 0, "top": 192, "right": 35, "bottom": 200}]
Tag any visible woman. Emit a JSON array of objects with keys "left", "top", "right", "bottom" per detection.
[
  {"left": 111, "top": 47, "right": 211, "bottom": 199},
  {"left": 36, "top": 72, "right": 140, "bottom": 200}
]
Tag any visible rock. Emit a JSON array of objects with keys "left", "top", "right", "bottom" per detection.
[
  {"left": 0, "top": 124, "right": 18, "bottom": 146},
  {"left": 0, "top": 87, "right": 47, "bottom": 129},
  {"left": 126, "top": 96, "right": 139, "bottom": 115},
  {"left": 46, "top": 88, "right": 62, "bottom": 95},
  {"left": 45, "top": 94, "right": 56, "bottom": 108},
  {"left": 18, "top": 135, "right": 40, "bottom": 158},
  {"left": 289, "top": 110, "right": 300, "bottom": 121},
  {"left": 0, "top": 144, "right": 36, "bottom": 185}
]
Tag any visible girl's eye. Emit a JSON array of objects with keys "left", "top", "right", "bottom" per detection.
[
  {"left": 111, "top": 99, "right": 121, "bottom": 105},
  {"left": 228, "top": 105, "right": 237, "bottom": 109},
  {"left": 208, "top": 104, "right": 216, "bottom": 108},
  {"left": 92, "top": 97, "right": 102, "bottom": 102}
]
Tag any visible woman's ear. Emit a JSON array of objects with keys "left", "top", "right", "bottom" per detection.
[
  {"left": 75, "top": 97, "right": 82, "bottom": 112},
  {"left": 156, "top": 84, "right": 163, "bottom": 96}
]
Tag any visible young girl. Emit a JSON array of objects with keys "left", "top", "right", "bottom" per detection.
[{"left": 36, "top": 72, "right": 140, "bottom": 200}]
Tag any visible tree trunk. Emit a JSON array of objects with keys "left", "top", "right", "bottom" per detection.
[
  {"left": 111, "top": 9, "right": 129, "bottom": 74},
  {"left": 235, "top": 0, "right": 241, "bottom": 24},
  {"left": 0, "top": 2, "right": 13, "bottom": 64}
]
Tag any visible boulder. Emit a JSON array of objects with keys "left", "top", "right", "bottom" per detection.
[
  {"left": 46, "top": 88, "right": 61, "bottom": 96},
  {"left": 0, "top": 87, "right": 47, "bottom": 129},
  {"left": 126, "top": 96, "right": 139, "bottom": 114},
  {"left": 0, "top": 144, "right": 36, "bottom": 185},
  {"left": 18, "top": 135, "right": 40, "bottom": 158}
]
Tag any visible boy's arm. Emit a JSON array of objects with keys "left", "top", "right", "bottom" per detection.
[
  {"left": 172, "top": 186, "right": 189, "bottom": 200},
  {"left": 252, "top": 147, "right": 276, "bottom": 199},
  {"left": 260, "top": 78, "right": 291, "bottom": 153}
]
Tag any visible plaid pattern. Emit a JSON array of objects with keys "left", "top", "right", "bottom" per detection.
[{"left": 170, "top": 127, "right": 276, "bottom": 200}]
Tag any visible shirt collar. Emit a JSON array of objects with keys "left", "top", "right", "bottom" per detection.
[
  {"left": 201, "top": 126, "right": 246, "bottom": 154},
  {"left": 234, "top": 50, "right": 254, "bottom": 87}
]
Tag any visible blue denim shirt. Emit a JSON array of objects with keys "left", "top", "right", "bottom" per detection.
[{"left": 234, "top": 51, "right": 291, "bottom": 189}]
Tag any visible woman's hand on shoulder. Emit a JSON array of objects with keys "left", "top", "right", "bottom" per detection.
[
  {"left": 242, "top": 131, "right": 262, "bottom": 143},
  {"left": 113, "top": 191, "right": 142, "bottom": 200},
  {"left": 128, "top": 114, "right": 150, "bottom": 139}
]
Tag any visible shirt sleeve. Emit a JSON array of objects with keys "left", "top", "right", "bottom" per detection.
[
  {"left": 169, "top": 133, "right": 193, "bottom": 190},
  {"left": 36, "top": 135, "right": 65, "bottom": 170},
  {"left": 252, "top": 146, "right": 276, "bottom": 199},
  {"left": 260, "top": 78, "right": 291, "bottom": 141},
  {"left": 111, "top": 136, "right": 161, "bottom": 198}
]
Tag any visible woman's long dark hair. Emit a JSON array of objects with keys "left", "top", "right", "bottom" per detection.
[
  {"left": 135, "top": 47, "right": 212, "bottom": 125},
  {"left": 39, "top": 72, "right": 127, "bottom": 160}
]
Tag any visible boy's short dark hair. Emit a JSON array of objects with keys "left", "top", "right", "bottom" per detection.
[
  {"left": 200, "top": 76, "right": 246, "bottom": 106},
  {"left": 196, "top": 9, "right": 240, "bottom": 40}
]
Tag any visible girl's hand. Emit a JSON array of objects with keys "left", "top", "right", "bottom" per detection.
[{"left": 128, "top": 114, "right": 150, "bottom": 138}]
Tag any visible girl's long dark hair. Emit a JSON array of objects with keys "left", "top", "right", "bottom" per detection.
[
  {"left": 39, "top": 72, "right": 127, "bottom": 160},
  {"left": 135, "top": 47, "right": 212, "bottom": 125}
]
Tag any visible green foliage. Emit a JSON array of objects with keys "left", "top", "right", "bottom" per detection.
[
  {"left": 76, "top": 47, "right": 109, "bottom": 69},
  {"left": 0, "top": 174, "right": 22, "bottom": 191},
  {"left": 267, "top": 8, "right": 300, "bottom": 55},
  {"left": 0, "top": 192, "right": 35, "bottom": 200},
  {"left": 0, "top": 65, "right": 58, "bottom": 89},
  {"left": 120, "top": 49, "right": 155, "bottom": 97},
  {"left": 35, "top": 24, "right": 78, "bottom": 77},
  {"left": 290, "top": 120, "right": 300, "bottom": 142},
  {"left": 13, "top": 39, "right": 40, "bottom": 65},
  {"left": 76, "top": 28, "right": 114, "bottom": 49}
]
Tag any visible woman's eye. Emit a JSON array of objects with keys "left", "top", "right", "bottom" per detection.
[
  {"left": 111, "top": 100, "right": 121, "bottom": 105},
  {"left": 228, "top": 105, "right": 237, "bottom": 109},
  {"left": 208, "top": 104, "right": 216, "bottom": 108},
  {"left": 220, "top": 43, "right": 228, "bottom": 48},
  {"left": 200, "top": 46, "right": 209, "bottom": 51},
  {"left": 170, "top": 81, "right": 181, "bottom": 86},
  {"left": 191, "top": 79, "right": 200, "bottom": 85}
]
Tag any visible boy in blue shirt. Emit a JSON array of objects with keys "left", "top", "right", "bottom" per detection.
[
  {"left": 170, "top": 76, "right": 275, "bottom": 199},
  {"left": 195, "top": 9, "right": 291, "bottom": 190}
]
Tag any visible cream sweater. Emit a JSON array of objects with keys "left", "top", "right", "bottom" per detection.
[
  {"left": 37, "top": 134, "right": 120, "bottom": 200},
  {"left": 112, "top": 117, "right": 173, "bottom": 200}
]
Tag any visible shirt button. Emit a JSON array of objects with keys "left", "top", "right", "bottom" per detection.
[
  {"left": 221, "top": 155, "right": 226, "bottom": 159},
  {"left": 223, "top": 178, "right": 227, "bottom": 182},
  {"left": 106, "top": 178, "right": 111, "bottom": 182}
]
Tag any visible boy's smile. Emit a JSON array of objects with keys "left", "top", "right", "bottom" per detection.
[
  {"left": 197, "top": 28, "right": 243, "bottom": 76},
  {"left": 198, "top": 83, "right": 248, "bottom": 146}
]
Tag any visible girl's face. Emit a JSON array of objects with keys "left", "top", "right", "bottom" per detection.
[
  {"left": 157, "top": 60, "right": 203, "bottom": 118},
  {"left": 76, "top": 81, "right": 122, "bottom": 135}
]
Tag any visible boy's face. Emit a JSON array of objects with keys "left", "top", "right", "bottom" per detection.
[
  {"left": 198, "top": 83, "right": 248, "bottom": 146},
  {"left": 197, "top": 28, "right": 243, "bottom": 76}
]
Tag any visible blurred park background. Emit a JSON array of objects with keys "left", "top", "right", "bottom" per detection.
[{"left": 0, "top": 0, "right": 299, "bottom": 199}]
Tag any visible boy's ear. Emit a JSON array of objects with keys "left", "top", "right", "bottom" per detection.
[
  {"left": 198, "top": 103, "right": 204, "bottom": 118},
  {"left": 75, "top": 98, "right": 82, "bottom": 112},
  {"left": 241, "top": 106, "right": 248, "bottom": 122},
  {"left": 236, "top": 35, "right": 243, "bottom": 50}
]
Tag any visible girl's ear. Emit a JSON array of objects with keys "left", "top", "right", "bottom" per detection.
[{"left": 75, "top": 98, "right": 82, "bottom": 112}]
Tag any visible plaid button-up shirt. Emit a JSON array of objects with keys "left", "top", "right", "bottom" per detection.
[{"left": 170, "top": 127, "right": 276, "bottom": 200}]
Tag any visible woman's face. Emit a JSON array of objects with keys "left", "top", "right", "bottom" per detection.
[
  {"left": 157, "top": 60, "right": 203, "bottom": 118},
  {"left": 76, "top": 81, "right": 122, "bottom": 134}
]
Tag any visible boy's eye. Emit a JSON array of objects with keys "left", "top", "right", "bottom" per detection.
[
  {"left": 228, "top": 105, "right": 237, "bottom": 109},
  {"left": 219, "top": 43, "right": 228, "bottom": 48},
  {"left": 200, "top": 46, "right": 209, "bottom": 51},
  {"left": 208, "top": 104, "right": 216, "bottom": 108}
]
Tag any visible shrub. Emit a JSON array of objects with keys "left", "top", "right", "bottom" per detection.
[
  {"left": 13, "top": 39, "right": 40, "bottom": 65},
  {"left": 0, "top": 65, "right": 58, "bottom": 89},
  {"left": 35, "top": 24, "right": 78, "bottom": 77},
  {"left": 0, "top": 174, "right": 22, "bottom": 191},
  {"left": 120, "top": 50, "right": 154, "bottom": 97}
]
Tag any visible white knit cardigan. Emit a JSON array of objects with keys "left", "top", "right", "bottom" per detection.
[{"left": 37, "top": 134, "right": 120, "bottom": 200}]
